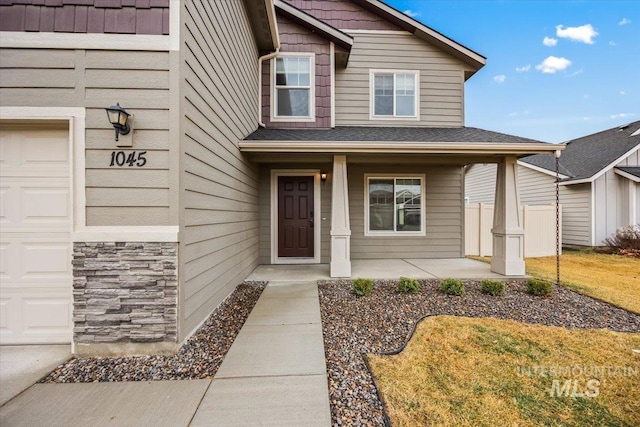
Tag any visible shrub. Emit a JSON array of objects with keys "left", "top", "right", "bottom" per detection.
[
  {"left": 440, "top": 278, "right": 465, "bottom": 296},
  {"left": 397, "top": 277, "right": 420, "bottom": 294},
  {"left": 526, "top": 278, "right": 553, "bottom": 296},
  {"left": 352, "top": 278, "right": 373, "bottom": 297},
  {"left": 481, "top": 279, "right": 505, "bottom": 296},
  {"left": 604, "top": 225, "right": 640, "bottom": 257}
]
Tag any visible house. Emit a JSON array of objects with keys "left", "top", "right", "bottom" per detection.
[
  {"left": 465, "top": 121, "right": 640, "bottom": 247},
  {"left": 0, "top": 0, "right": 560, "bottom": 355}
]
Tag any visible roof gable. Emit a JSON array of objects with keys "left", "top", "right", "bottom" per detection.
[
  {"left": 282, "top": 0, "right": 486, "bottom": 78},
  {"left": 521, "top": 120, "right": 640, "bottom": 183}
]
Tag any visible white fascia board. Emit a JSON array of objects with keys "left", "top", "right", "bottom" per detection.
[
  {"left": 559, "top": 144, "right": 640, "bottom": 186},
  {"left": 361, "top": 0, "right": 485, "bottom": 68},
  {"left": 517, "top": 160, "right": 570, "bottom": 179},
  {"left": 265, "top": 0, "right": 281, "bottom": 49},
  {"left": 0, "top": 31, "right": 170, "bottom": 51},
  {"left": 239, "top": 141, "right": 562, "bottom": 155},
  {"left": 614, "top": 168, "right": 640, "bottom": 183}
]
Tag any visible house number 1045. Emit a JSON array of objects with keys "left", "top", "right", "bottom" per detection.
[{"left": 109, "top": 151, "right": 147, "bottom": 167}]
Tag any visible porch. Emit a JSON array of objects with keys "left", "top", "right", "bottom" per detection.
[{"left": 245, "top": 258, "right": 522, "bottom": 281}]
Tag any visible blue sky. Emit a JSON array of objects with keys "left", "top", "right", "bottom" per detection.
[{"left": 385, "top": 0, "right": 640, "bottom": 143}]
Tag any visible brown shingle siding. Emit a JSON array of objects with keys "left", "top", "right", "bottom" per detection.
[
  {"left": 54, "top": 5, "right": 75, "bottom": 31},
  {"left": 24, "top": 4, "right": 41, "bottom": 30},
  {"left": 0, "top": 0, "right": 168, "bottom": 34},
  {"left": 288, "top": 0, "right": 401, "bottom": 31}
]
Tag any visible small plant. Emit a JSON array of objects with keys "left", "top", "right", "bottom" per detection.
[
  {"left": 397, "top": 277, "right": 420, "bottom": 294},
  {"left": 440, "top": 278, "right": 465, "bottom": 296},
  {"left": 526, "top": 278, "right": 553, "bottom": 296},
  {"left": 481, "top": 279, "right": 505, "bottom": 296},
  {"left": 604, "top": 225, "right": 640, "bottom": 257},
  {"left": 352, "top": 278, "right": 373, "bottom": 297}
]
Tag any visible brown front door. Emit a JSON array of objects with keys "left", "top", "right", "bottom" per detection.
[{"left": 278, "top": 176, "right": 314, "bottom": 258}]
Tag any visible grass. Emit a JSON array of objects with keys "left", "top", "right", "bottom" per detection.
[
  {"left": 368, "top": 316, "right": 640, "bottom": 427},
  {"left": 469, "top": 251, "right": 640, "bottom": 314}
]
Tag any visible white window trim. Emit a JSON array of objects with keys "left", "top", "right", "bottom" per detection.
[
  {"left": 364, "top": 173, "right": 426, "bottom": 237},
  {"left": 270, "top": 169, "right": 322, "bottom": 264},
  {"left": 369, "top": 69, "right": 420, "bottom": 121},
  {"left": 270, "top": 53, "right": 316, "bottom": 123}
]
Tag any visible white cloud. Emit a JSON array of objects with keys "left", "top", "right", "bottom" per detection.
[
  {"left": 508, "top": 110, "right": 530, "bottom": 117},
  {"left": 515, "top": 65, "right": 531, "bottom": 72},
  {"left": 620, "top": 91, "right": 626, "bottom": 96},
  {"left": 403, "top": 9, "right": 420, "bottom": 18},
  {"left": 536, "top": 56, "right": 572, "bottom": 74},
  {"left": 619, "top": 18, "right": 631, "bottom": 25},
  {"left": 543, "top": 36, "right": 558, "bottom": 46},
  {"left": 556, "top": 24, "right": 598, "bottom": 44},
  {"left": 583, "top": 94, "right": 589, "bottom": 99},
  {"left": 610, "top": 113, "right": 636, "bottom": 119},
  {"left": 570, "top": 68, "right": 584, "bottom": 77},
  {"left": 609, "top": 41, "right": 617, "bottom": 46},
  {"left": 493, "top": 74, "right": 506, "bottom": 83}
]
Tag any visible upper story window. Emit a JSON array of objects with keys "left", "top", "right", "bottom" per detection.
[
  {"left": 272, "top": 54, "right": 315, "bottom": 122},
  {"left": 370, "top": 70, "right": 419, "bottom": 119}
]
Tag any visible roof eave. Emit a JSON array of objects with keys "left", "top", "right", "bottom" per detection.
[
  {"left": 614, "top": 168, "right": 640, "bottom": 183},
  {"left": 239, "top": 141, "right": 562, "bottom": 155}
]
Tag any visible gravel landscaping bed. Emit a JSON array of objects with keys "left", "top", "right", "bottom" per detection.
[
  {"left": 42, "top": 281, "right": 266, "bottom": 383},
  {"left": 318, "top": 279, "right": 640, "bottom": 427}
]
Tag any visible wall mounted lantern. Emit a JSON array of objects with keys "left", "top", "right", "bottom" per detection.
[
  {"left": 105, "top": 103, "right": 131, "bottom": 142},
  {"left": 320, "top": 172, "right": 328, "bottom": 184}
]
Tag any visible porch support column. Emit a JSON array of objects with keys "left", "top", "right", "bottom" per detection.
[
  {"left": 491, "top": 156, "right": 525, "bottom": 276},
  {"left": 330, "top": 155, "right": 351, "bottom": 277}
]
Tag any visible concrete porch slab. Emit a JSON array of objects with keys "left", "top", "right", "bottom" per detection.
[
  {"left": 245, "top": 264, "right": 330, "bottom": 281},
  {"left": 406, "top": 258, "right": 517, "bottom": 279},
  {"left": 0, "top": 380, "right": 210, "bottom": 427},
  {"left": 350, "top": 259, "right": 436, "bottom": 279},
  {"left": 191, "top": 375, "right": 331, "bottom": 427},
  {"left": 0, "top": 344, "right": 71, "bottom": 406},
  {"left": 215, "top": 323, "right": 326, "bottom": 378}
]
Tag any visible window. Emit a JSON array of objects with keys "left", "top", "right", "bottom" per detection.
[
  {"left": 273, "top": 55, "right": 315, "bottom": 120},
  {"left": 366, "top": 176, "right": 424, "bottom": 235},
  {"left": 371, "top": 70, "right": 419, "bottom": 118}
]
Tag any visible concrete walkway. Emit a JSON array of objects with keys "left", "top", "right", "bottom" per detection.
[
  {"left": 1, "top": 280, "right": 331, "bottom": 426},
  {"left": 191, "top": 280, "right": 331, "bottom": 426}
]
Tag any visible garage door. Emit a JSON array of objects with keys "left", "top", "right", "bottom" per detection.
[{"left": 0, "top": 126, "right": 73, "bottom": 344}]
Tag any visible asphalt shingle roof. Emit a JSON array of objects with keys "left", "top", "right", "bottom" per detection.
[
  {"left": 245, "top": 126, "right": 546, "bottom": 143},
  {"left": 521, "top": 120, "right": 640, "bottom": 181},
  {"left": 615, "top": 166, "right": 640, "bottom": 178}
]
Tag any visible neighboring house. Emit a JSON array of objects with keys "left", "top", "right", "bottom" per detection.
[
  {"left": 0, "top": 0, "right": 559, "bottom": 355},
  {"left": 466, "top": 121, "right": 640, "bottom": 247}
]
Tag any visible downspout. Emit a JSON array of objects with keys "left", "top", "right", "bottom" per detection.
[
  {"left": 258, "top": 0, "right": 281, "bottom": 127},
  {"left": 258, "top": 49, "right": 279, "bottom": 127}
]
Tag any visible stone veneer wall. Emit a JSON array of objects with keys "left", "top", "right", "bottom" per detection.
[{"left": 73, "top": 242, "right": 178, "bottom": 344}]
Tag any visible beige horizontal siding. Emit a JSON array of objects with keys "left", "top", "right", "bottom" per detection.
[
  {"left": 180, "top": 0, "right": 260, "bottom": 341},
  {"left": 335, "top": 32, "right": 467, "bottom": 127},
  {"left": 349, "top": 164, "right": 464, "bottom": 259},
  {"left": 0, "top": 47, "right": 173, "bottom": 227}
]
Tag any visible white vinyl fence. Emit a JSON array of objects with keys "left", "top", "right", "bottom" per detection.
[{"left": 465, "top": 203, "right": 561, "bottom": 257}]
